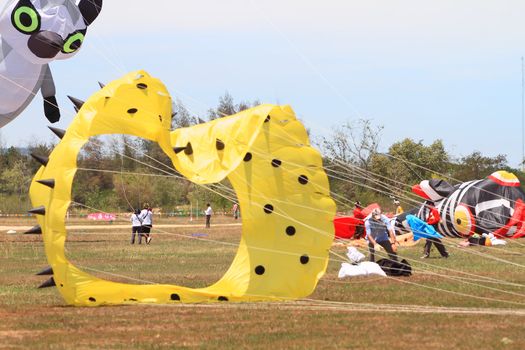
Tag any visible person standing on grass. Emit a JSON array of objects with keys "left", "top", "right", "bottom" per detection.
[
  {"left": 130, "top": 209, "right": 142, "bottom": 244},
  {"left": 205, "top": 203, "right": 213, "bottom": 228},
  {"left": 232, "top": 202, "right": 240, "bottom": 220},
  {"left": 139, "top": 204, "right": 153, "bottom": 244},
  {"left": 421, "top": 201, "right": 449, "bottom": 259},
  {"left": 364, "top": 207, "right": 398, "bottom": 263},
  {"left": 353, "top": 201, "right": 366, "bottom": 239}
]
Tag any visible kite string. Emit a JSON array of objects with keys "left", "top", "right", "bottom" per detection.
[
  {"left": 3, "top": 38, "right": 520, "bottom": 303},
  {"left": 79, "top": 131, "right": 525, "bottom": 277},
  {"left": 64, "top": 211, "right": 525, "bottom": 305},
  {"left": 247, "top": 0, "right": 364, "bottom": 119},
  {"left": 119, "top": 137, "right": 136, "bottom": 212},
  {"left": 6, "top": 14, "right": 519, "bottom": 234},
  {"left": 5, "top": 4, "right": 524, "bottom": 312},
  {"left": 244, "top": 143, "right": 523, "bottom": 241},
  {"left": 68, "top": 165, "right": 525, "bottom": 293},
  {"left": 83, "top": 0, "right": 525, "bottom": 216},
  {"left": 64, "top": 222, "right": 525, "bottom": 307},
  {"left": 88, "top": 129, "right": 525, "bottom": 272},
  {"left": 167, "top": 90, "right": 522, "bottom": 232},
  {"left": 77, "top": 161, "right": 525, "bottom": 260},
  {"left": 246, "top": 0, "right": 525, "bottom": 206},
  {"left": 66, "top": 257, "right": 525, "bottom": 315},
  {"left": 70, "top": 140, "right": 524, "bottom": 290},
  {"left": 69, "top": 36, "right": 520, "bottom": 235},
  {"left": 67, "top": 141, "right": 525, "bottom": 304}
]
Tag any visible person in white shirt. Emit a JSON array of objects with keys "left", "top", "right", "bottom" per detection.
[
  {"left": 205, "top": 203, "right": 213, "bottom": 228},
  {"left": 130, "top": 209, "right": 142, "bottom": 244},
  {"left": 139, "top": 204, "right": 153, "bottom": 244},
  {"left": 232, "top": 203, "right": 240, "bottom": 220}
]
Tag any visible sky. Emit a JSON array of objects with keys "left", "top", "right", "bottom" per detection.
[{"left": 2, "top": 0, "right": 525, "bottom": 167}]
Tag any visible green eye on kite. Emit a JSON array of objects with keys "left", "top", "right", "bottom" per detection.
[
  {"left": 12, "top": 6, "right": 40, "bottom": 33},
  {"left": 62, "top": 32, "right": 84, "bottom": 53}
]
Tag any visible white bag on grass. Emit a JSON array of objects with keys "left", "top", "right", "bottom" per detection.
[
  {"left": 346, "top": 246, "right": 365, "bottom": 264},
  {"left": 338, "top": 262, "right": 387, "bottom": 278}
]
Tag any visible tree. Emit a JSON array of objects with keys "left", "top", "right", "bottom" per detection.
[
  {"left": 186, "top": 180, "right": 233, "bottom": 214},
  {"left": 27, "top": 141, "right": 57, "bottom": 174},
  {"left": 0, "top": 159, "right": 31, "bottom": 212},
  {"left": 73, "top": 137, "right": 114, "bottom": 206},
  {"left": 152, "top": 175, "right": 189, "bottom": 211},
  {"left": 207, "top": 92, "right": 259, "bottom": 120},
  {"left": 319, "top": 119, "right": 383, "bottom": 170},
  {"left": 317, "top": 119, "right": 384, "bottom": 209},
  {"left": 451, "top": 151, "right": 507, "bottom": 181},
  {"left": 370, "top": 138, "right": 450, "bottom": 190},
  {"left": 139, "top": 139, "right": 172, "bottom": 171},
  {"left": 112, "top": 171, "right": 154, "bottom": 210},
  {"left": 172, "top": 99, "right": 198, "bottom": 128},
  {"left": 216, "top": 92, "right": 236, "bottom": 118}
]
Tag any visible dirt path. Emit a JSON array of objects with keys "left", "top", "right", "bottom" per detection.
[{"left": 1, "top": 223, "right": 242, "bottom": 232}]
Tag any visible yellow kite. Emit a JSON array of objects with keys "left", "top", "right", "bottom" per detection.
[{"left": 29, "top": 71, "right": 335, "bottom": 306}]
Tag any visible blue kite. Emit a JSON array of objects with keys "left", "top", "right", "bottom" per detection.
[{"left": 406, "top": 214, "right": 444, "bottom": 241}]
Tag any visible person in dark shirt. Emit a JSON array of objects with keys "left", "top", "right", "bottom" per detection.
[{"left": 353, "top": 201, "right": 366, "bottom": 239}]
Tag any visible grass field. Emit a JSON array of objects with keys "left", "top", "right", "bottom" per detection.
[{"left": 1, "top": 216, "right": 525, "bottom": 349}]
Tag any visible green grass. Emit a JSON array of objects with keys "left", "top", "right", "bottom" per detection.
[{"left": 1, "top": 218, "right": 525, "bottom": 349}]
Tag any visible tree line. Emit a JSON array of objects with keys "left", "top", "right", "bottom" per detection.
[
  {"left": 317, "top": 119, "right": 522, "bottom": 212},
  {"left": 0, "top": 93, "right": 521, "bottom": 215}
]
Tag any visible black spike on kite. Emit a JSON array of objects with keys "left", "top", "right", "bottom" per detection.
[
  {"left": 38, "top": 277, "right": 56, "bottom": 289},
  {"left": 36, "top": 179, "right": 55, "bottom": 189},
  {"left": 184, "top": 142, "right": 193, "bottom": 155},
  {"left": 24, "top": 225, "right": 42, "bottom": 235},
  {"left": 67, "top": 95, "right": 85, "bottom": 112},
  {"left": 173, "top": 147, "right": 186, "bottom": 154},
  {"left": 198, "top": 118, "right": 206, "bottom": 124},
  {"left": 48, "top": 126, "right": 65, "bottom": 139},
  {"left": 36, "top": 267, "right": 53, "bottom": 276},
  {"left": 30, "top": 153, "right": 49, "bottom": 166},
  {"left": 98, "top": 81, "right": 105, "bottom": 89},
  {"left": 28, "top": 206, "right": 46, "bottom": 216}
]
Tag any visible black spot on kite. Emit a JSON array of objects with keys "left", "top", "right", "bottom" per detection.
[{"left": 298, "top": 175, "right": 308, "bottom": 185}]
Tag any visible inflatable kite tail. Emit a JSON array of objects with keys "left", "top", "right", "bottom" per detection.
[
  {"left": 493, "top": 199, "right": 525, "bottom": 238},
  {"left": 510, "top": 228, "right": 525, "bottom": 239},
  {"left": 510, "top": 199, "right": 525, "bottom": 238}
]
